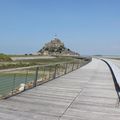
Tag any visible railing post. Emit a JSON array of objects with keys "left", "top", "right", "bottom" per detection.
[
  {"left": 54, "top": 65, "right": 57, "bottom": 79},
  {"left": 25, "top": 70, "right": 28, "bottom": 85},
  {"left": 34, "top": 67, "right": 39, "bottom": 87},
  {"left": 65, "top": 63, "right": 68, "bottom": 74},
  {"left": 72, "top": 62, "right": 74, "bottom": 71},
  {"left": 49, "top": 66, "right": 51, "bottom": 80},
  {"left": 77, "top": 61, "right": 80, "bottom": 69},
  {"left": 12, "top": 74, "right": 16, "bottom": 95}
]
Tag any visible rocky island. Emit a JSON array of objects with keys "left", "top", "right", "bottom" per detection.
[{"left": 37, "top": 38, "right": 80, "bottom": 56}]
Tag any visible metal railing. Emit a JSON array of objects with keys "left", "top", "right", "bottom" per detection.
[{"left": 0, "top": 58, "right": 91, "bottom": 99}]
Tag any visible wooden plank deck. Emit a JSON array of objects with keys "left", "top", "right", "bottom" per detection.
[{"left": 0, "top": 58, "right": 119, "bottom": 120}]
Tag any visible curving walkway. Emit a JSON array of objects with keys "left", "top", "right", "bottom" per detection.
[{"left": 0, "top": 58, "right": 119, "bottom": 120}]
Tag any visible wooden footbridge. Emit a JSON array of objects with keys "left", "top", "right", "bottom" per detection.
[{"left": 0, "top": 58, "right": 120, "bottom": 120}]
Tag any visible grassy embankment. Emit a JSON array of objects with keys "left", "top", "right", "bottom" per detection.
[
  {"left": 0, "top": 54, "right": 12, "bottom": 62},
  {"left": 0, "top": 54, "right": 79, "bottom": 70}
]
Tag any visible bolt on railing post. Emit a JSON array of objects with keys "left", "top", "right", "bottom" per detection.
[
  {"left": 34, "top": 67, "right": 39, "bottom": 87},
  {"left": 54, "top": 65, "right": 57, "bottom": 79},
  {"left": 65, "top": 63, "right": 68, "bottom": 74}
]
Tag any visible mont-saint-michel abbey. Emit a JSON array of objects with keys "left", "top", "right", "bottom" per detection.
[{"left": 37, "top": 37, "right": 80, "bottom": 56}]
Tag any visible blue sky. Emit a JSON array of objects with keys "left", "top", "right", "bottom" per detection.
[{"left": 0, "top": 0, "right": 120, "bottom": 55}]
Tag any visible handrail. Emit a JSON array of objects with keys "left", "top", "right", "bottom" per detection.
[{"left": 0, "top": 57, "right": 91, "bottom": 99}]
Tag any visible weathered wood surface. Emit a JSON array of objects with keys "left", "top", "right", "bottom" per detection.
[{"left": 0, "top": 58, "right": 119, "bottom": 120}]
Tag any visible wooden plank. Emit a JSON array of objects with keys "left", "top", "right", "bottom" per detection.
[{"left": 0, "top": 58, "right": 119, "bottom": 120}]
